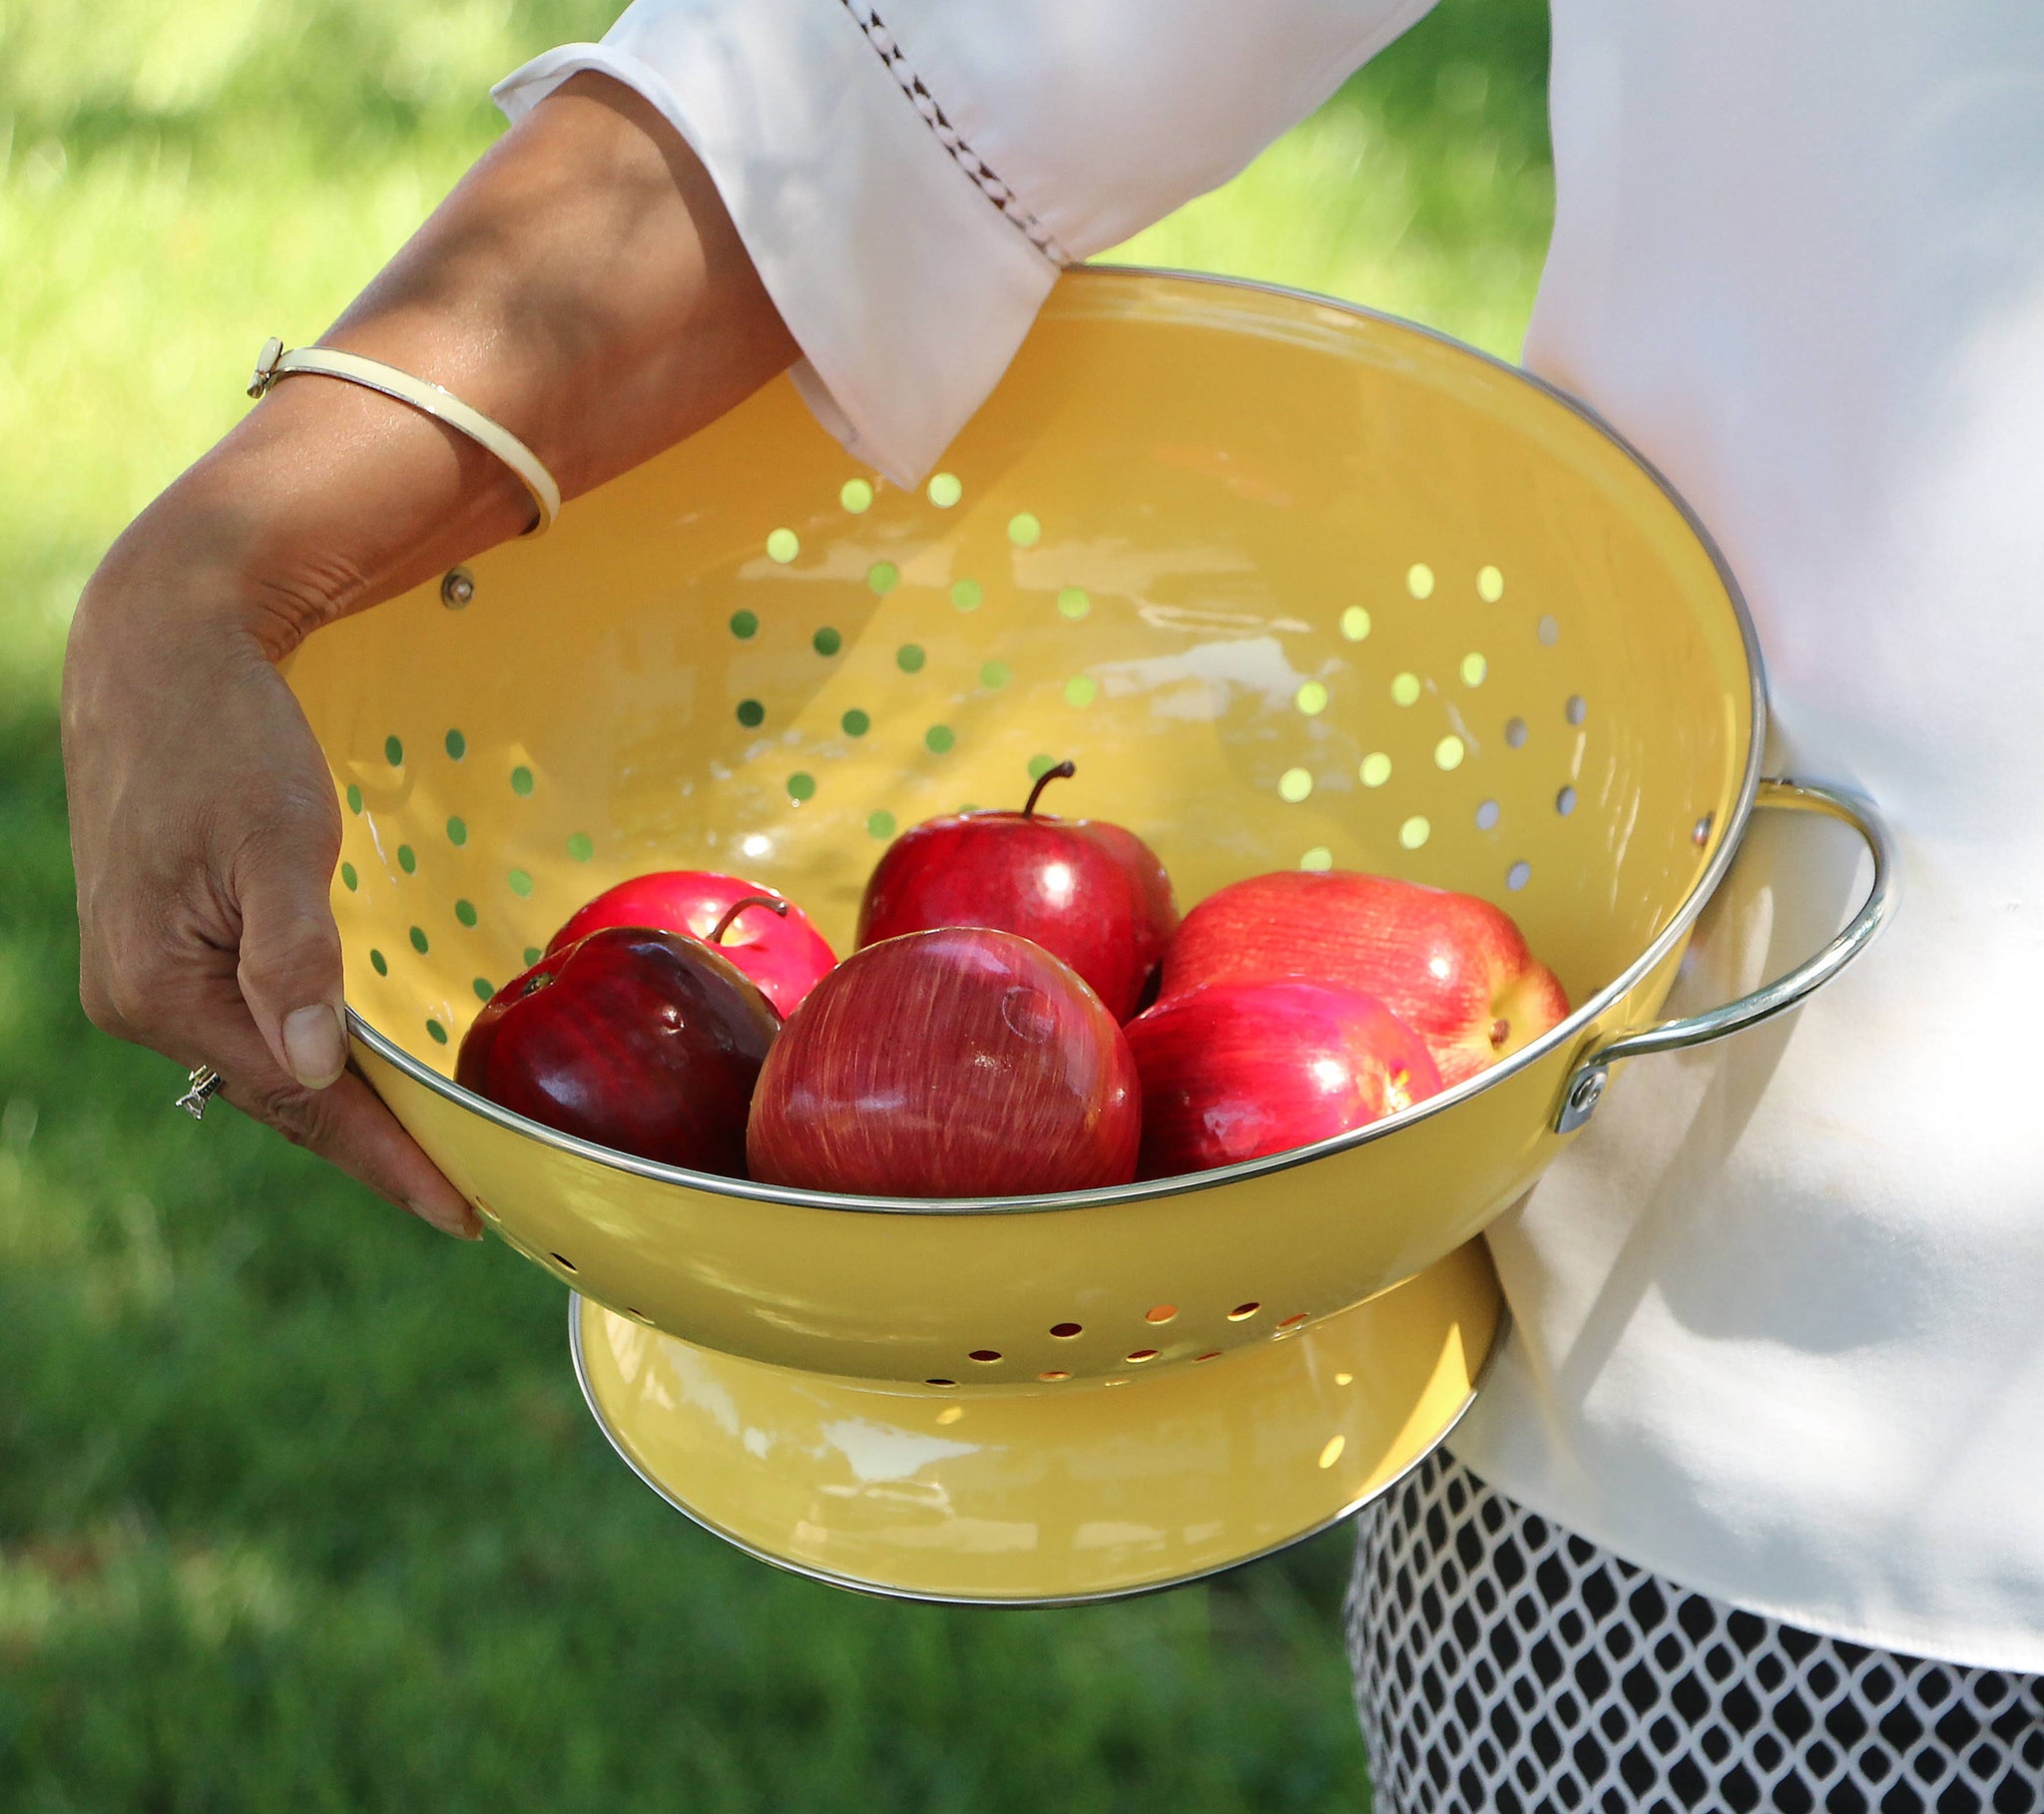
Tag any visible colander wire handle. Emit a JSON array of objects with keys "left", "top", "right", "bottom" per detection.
[{"left": 1553, "top": 779, "right": 1899, "bottom": 1133}]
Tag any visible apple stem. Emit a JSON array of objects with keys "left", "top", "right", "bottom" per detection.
[
  {"left": 1023, "top": 759, "right": 1077, "bottom": 819},
  {"left": 708, "top": 895, "right": 789, "bottom": 944}
]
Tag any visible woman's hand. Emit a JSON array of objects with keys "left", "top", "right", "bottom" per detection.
[
  {"left": 61, "top": 72, "right": 794, "bottom": 1235},
  {"left": 64, "top": 533, "right": 482, "bottom": 1236}
]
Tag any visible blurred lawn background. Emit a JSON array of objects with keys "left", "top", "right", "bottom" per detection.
[{"left": 0, "top": 2, "right": 1550, "bottom": 1807}]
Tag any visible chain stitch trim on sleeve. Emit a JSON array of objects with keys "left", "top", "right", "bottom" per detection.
[{"left": 838, "top": 1, "right": 1071, "bottom": 265}]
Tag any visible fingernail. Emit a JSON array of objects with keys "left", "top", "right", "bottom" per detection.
[
  {"left": 408, "top": 1196, "right": 484, "bottom": 1241},
  {"left": 283, "top": 1003, "right": 348, "bottom": 1089}
]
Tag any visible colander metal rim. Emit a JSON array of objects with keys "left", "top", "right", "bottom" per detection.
[
  {"left": 345, "top": 264, "right": 1768, "bottom": 1217},
  {"left": 564, "top": 1287, "right": 1512, "bottom": 1608}
]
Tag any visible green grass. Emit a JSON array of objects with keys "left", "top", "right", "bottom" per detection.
[{"left": 0, "top": 2, "right": 1550, "bottom": 1805}]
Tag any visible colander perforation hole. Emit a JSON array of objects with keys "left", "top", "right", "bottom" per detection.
[
  {"left": 925, "top": 1378, "right": 957, "bottom": 1389},
  {"left": 1507, "top": 860, "right": 1533, "bottom": 891},
  {"left": 1038, "top": 1370, "right": 1070, "bottom": 1383},
  {"left": 968, "top": 1349, "right": 1001, "bottom": 1363},
  {"left": 549, "top": 1251, "right": 577, "bottom": 1273},
  {"left": 1566, "top": 693, "right": 1588, "bottom": 725},
  {"left": 729, "top": 609, "right": 759, "bottom": 639},
  {"left": 1125, "top": 1348, "right": 1159, "bottom": 1364},
  {"left": 951, "top": 579, "right": 982, "bottom": 611},
  {"left": 1276, "top": 1312, "right": 1309, "bottom": 1332},
  {"left": 1406, "top": 563, "right": 1434, "bottom": 599},
  {"left": 927, "top": 472, "right": 962, "bottom": 508},
  {"left": 1556, "top": 785, "right": 1578, "bottom": 816},
  {"left": 865, "top": 810, "right": 895, "bottom": 840},
  {"left": 625, "top": 1308, "right": 652, "bottom": 1325},
  {"left": 1228, "top": 1302, "right": 1262, "bottom": 1321},
  {"left": 1504, "top": 716, "right": 1528, "bottom": 748},
  {"left": 425, "top": 1019, "right": 447, "bottom": 1045},
  {"left": 1537, "top": 614, "right": 1560, "bottom": 646},
  {"left": 1475, "top": 799, "right": 1501, "bottom": 830},
  {"left": 1477, "top": 564, "right": 1504, "bottom": 602},
  {"left": 1049, "top": 1322, "right": 1082, "bottom": 1338},
  {"left": 1194, "top": 1351, "right": 1222, "bottom": 1364},
  {"left": 839, "top": 478, "right": 873, "bottom": 513},
  {"left": 1301, "top": 846, "right": 1333, "bottom": 872}
]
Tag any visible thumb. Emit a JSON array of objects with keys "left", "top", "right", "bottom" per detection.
[{"left": 234, "top": 813, "right": 350, "bottom": 1091}]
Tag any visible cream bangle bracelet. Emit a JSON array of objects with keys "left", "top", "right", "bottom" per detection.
[{"left": 248, "top": 336, "right": 561, "bottom": 536}]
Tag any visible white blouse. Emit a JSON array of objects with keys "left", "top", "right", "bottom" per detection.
[{"left": 498, "top": 0, "right": 2044, "bottom": 1669}]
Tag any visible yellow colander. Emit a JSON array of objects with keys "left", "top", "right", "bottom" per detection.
[{"left": 284, "top": 267, "right": 1892, "bottom": 1603}]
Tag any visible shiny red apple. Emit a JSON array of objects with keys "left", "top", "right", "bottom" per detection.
[
  {"left": 855, "top": 761, "right": 1178, "bottom": 1021},
  {"left": 1159, "top": 870, "right": 1570, "bottom": 1087},
  {"left": 1125, "top": 979, "right": 1440, "bottom": 1180},
  {"left": 457, "top": 926, "right": 779, "bottom": 1176},
  {"left": 548, "top": 869, "right": 836, "bottom": 1017},
  {"left": 747, "top": 927, "right": 1141, "bottom": 1197}
]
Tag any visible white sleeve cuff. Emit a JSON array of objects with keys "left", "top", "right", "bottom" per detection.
[{"left": 493, "top": 0, "right": 1059, "bottom": 488}]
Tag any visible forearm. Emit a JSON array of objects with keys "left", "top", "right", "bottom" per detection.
[{"left": 86, "top": 71, "right": 794, "bottom": 659}]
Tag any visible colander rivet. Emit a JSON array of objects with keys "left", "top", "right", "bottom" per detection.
[
  {"left": 441, "top": 568, "right": 475, "bottom": 609},
  {"left": 1570, "top": 1073, "right": 1606, "bottom": 1114},
  {"left": 1693, "top": 812, "right": 1714, "bottom": 847}
]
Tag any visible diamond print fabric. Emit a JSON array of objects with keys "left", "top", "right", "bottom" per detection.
[{"left": 1346, "top": 1451, "right": 2044, "bottom": 1813}]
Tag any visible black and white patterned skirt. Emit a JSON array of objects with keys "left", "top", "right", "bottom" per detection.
[{"left": 1345, "top": 1449, "right": 2044, "bottom": 1813}]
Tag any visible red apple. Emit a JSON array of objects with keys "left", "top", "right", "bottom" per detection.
[
  {"left": 457, "top": 926, "right": 779, "bottom": 1176},
  {"left": 748, "top": 927, "right": 1141, "bottom": 1197},
  {"left": 1160, "top": 870, "right": 1570, "bottom": 1087},
  {"left": 1125, "top": 980, "right": 1441, "bottom": 1179},
  {"left": 548, "top": 869, "right": 836, "bottom": 1016},
  {"left": 855, "top": 761, "right": 1178, "bottom": 1021}
]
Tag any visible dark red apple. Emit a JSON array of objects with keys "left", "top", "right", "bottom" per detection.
[
  {"left": 548, "top": 869, "right": 836, "bottom": 1017},
  {"left": 1124, "top": 979, "right": 1441, "bottom": 1180},
  {"left": 457, "top": 926, "right": 779, "bottom": 1176},
  {"left": 1159, "top": 870, "right": 1569, "bottom": 1087},
  {"left": 747, "top": 927, "right": 1141, "bottom": 1197},
  {"left": 855, "top": 761, "right": 1178, "bottom": 1021}
]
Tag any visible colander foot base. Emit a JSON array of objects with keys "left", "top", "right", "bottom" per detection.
[{"left": 569, "top": 1240, "right": 1503, "bottom": 1606}]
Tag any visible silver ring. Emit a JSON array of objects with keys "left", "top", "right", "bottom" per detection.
[{"left": 175, "top": 1065, "right": 225, "bottom": 1121}]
